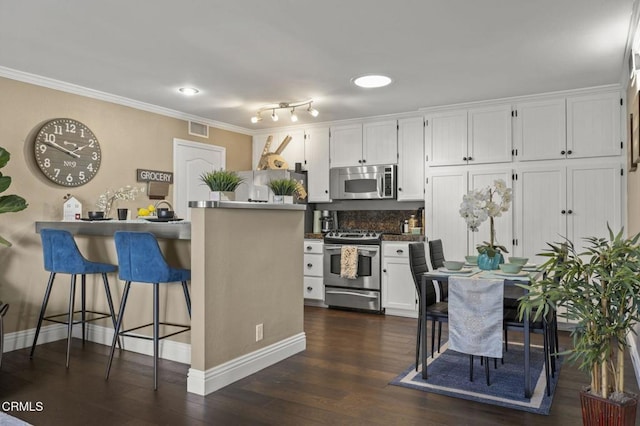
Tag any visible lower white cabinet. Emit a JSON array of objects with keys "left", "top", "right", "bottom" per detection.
[
  {"left": 382, "top": 242, "right": 419, "bottom": 318},
  {"left": 303, "top": 240, "right": 324, "bottom": 301}
]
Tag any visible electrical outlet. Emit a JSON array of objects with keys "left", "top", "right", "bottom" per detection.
[{"left": 256, "top": 323, "right": 263, "bottom": 342}]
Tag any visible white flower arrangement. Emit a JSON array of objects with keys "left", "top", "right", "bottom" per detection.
[
  {"left": 459, "top": 179, "right": 512, "bottom": 255},
  {"left": 96, "top": 185, "right": 145, "bottom": 217}
]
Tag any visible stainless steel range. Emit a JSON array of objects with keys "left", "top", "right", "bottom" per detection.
[{"left": 323, "top": 229, "right": 383, "bottom": 313}]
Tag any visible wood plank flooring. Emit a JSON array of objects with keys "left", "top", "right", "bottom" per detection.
[{"left": 1, "top": 306, "right": 638, "bottom": 425}]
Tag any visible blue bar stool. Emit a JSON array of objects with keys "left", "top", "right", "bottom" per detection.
[
  {"left": 31, "top": 229, "right": 120, "bottom": 368},
  {"left": 106, "top": 231, "right": 191, "bottom": 390}
]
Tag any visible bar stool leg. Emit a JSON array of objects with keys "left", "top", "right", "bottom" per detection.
[
  {"left": 153, "top": 283, "right": 160, "bottom": 391},
  {"left": 66, "top": 274, "right": 77, "bottom": 368},
  {"left": 30, "top": 273, "right": 56, "bottom": 359},
  {"left": 106, "top": 281, "right": 131, "bottom": 380},
  {"left": 101, "top": 273, "right": 122, "bottom": 349},
  {"left": 81, "top": 275, "right": 87, "bottom": 344},
  {"left": 181, "top": 281, "right": 191, "bottom": 318}
]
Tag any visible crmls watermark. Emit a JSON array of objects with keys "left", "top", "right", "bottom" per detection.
[{"left": 1, "top": 401, "right": 44, "bottom": 412}]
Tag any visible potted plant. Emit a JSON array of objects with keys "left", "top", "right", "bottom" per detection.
[
  {"left": 267, "top": 178, "right": 298, "bottom": 204},
  {"left": 0, "top": 147, "right": 28, "bottom": 246},
  {"left": 459, "top": 179, "right": 512, "bottom": 270},
  {"left": 518, "top": 226, "right": 640, "bottom": 426},
  {"left": 199, "top": 169, "right": 244, "bottom": 201}
]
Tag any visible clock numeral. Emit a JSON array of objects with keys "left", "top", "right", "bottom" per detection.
[
  {"left": 66, "top": 174, "right": 73, "bottom": 183},
  {"left": 79, "top": 171, "right": 85, "bottom": 180},
  {"left": 53, "top": 125, "right": 63, "bottom": 136},
  {"left": 44, "top": 133, "right": 55, "bottom": 143},
  {"left": 80, "top": 129, "right": 85, "bottom": 138},
  {"left": 63, "top": 160, "right": 77, "bottom": 168},
  {"left": 54, "top": 168, "right": 60, "bottom": 177},
  {"left": 43, "top": 158, "right": 51, "bottom": 168},
  {"left": 88, "top": 139, "right": 95, "bottom": 148},
  {"left": 91, "top": 152, "right": 98, "bottom": 161},
  {"left": 38, "top": 144, "right": 47, "bottom": 154},
  {"left": 87, "top": 163, "right": 94, "bottom": 172},
  {"left": 65, "top": 123, "right": 76, "bottom": 134}
]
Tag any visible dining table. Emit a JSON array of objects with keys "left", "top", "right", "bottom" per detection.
[{"left": 420, "top": 265, "right": 542, "bottom": 398}]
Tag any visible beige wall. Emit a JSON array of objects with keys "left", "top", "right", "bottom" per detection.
[{"left": 0, "top": 76, "right": 252, "bottom": 335}]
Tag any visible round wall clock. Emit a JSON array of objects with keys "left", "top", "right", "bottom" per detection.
[{"left": 34, "top": 118, "right": 102, "bottom": 187}]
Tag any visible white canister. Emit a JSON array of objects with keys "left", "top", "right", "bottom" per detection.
[{"left": 313, "top": 210, "right": 322, "bottom": 233}]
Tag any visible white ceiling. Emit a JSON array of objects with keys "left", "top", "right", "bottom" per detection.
[{"left": 0, "top": 0, "right": 636, "bottom": 132}]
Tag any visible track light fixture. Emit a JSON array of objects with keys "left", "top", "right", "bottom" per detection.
[{"left": 251, "top": 100, "right": 318, "bottom": 124}]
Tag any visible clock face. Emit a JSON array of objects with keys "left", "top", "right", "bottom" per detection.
[{"left": 34, "top": 118, "right": 102, "bottom": 187}]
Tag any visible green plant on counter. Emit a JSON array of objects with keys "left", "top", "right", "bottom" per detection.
[
  {"left": 0, "top": 147, "right": 27, "bottom": 246},
  {"left": 199, "top": 169, "right": 244, "bottom": 192},
  {"left": 267, "top": 178, "right": 298, "bottom": 196}
]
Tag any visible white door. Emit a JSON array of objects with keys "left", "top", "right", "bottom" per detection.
[
  {"left": 514, "top": 98, "right": 566, "bottom": 161},
  {"left": 305, "top": 127, "right": 331, "bottom": 202},
  {"left": 330, "top": 124, "right": 363, "bottom": 167},
  {"left": 363, "top": 120, "right": 398, "bottom": 165},
  {"left": 467, "top": 104, "right": 512, "bottom": 164},
  {"left": 397, "top": 117, "right": 424, "bottom": 201},
  {"left": 566, "top": 91, "right": 621, "bottom": 159},
  {"left": 425, "top": 110, "right": 467, "bottom": 166},
  {"left": 174, "top": 139, "right": 225, "bottom": 220}
]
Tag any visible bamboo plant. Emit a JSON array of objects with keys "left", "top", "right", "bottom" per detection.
[
  {"left": 199, "top": 170, "right": 244, "bottom": 192},
  {"left": 267, "top": 178, "right": 298, "bottom": 196},
  {"left": 518, "top": 226, "right": 640, "bottom": 400}
]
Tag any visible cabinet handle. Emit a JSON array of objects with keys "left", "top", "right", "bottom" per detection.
[
  {"left": 467, "top": 156, "right": 473, "bottom": 161},
  {"left": 396, "top": 249, "right": 404, "bottom": 254},
  {"left": 383, "top": 269, "right": 387, "bottom": 273},
  {"left": 561, "top": 210, "right": 566, "bottom": 214},
  {"left": 561, "top": 150, "right": 566, "bottom": 155},
  {"left": 358, "top": 159, "right": 362, "bottom": 164},
  {"left": 307, "top": 263, "right": 313, "bottom": 268},
  {"left": 567, "top": 209, "right": 573, "bottom": 214},
  {"left": 306, "top": 246, "right": 312, "bottom": 250},
  {"left": 362, "top": 159, "right": 366, "bottom": 163},
  {"left": 325, "top": 190, "right": 328, "bottom": 194},
  {"left": 307, "top": 286, "right": 313, "bottom": 291},
  {"left": 463, "top": 157, "right": 467, "bottom": 161},
  {"left": 398, "top": 187, "right": 402, "bottom": 191},
  {"left": 567, "top": 150, "right": 573, "bottom": 155}
]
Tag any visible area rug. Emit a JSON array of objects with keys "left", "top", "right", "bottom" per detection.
[
  {"left": 390, "top": 342, "right": 563, "bottom": 415},
  {"left": 0, "top": 411, "right": 32, "bottom": 425}
]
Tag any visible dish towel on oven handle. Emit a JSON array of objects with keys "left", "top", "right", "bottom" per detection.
[
  {"left": 340, "top": 245, "right": 358, "bottom": 279},
  {"left": 448, "top": 276, "right": 504, "bottom": 359}
]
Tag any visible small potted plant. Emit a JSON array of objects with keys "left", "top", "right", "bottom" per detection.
[
  {"left": 518, "top": 226, "right": 640, "bottom": 426},
  {"left": 267, "top": 178, "right": 298, "bottom": 204},
  {"left": 200, "top": 169, "right": 244, "bottom": 201}
]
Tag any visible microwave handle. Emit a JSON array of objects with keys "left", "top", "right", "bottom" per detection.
[{"left": 377, "top": 175, "right": 383, "bottom": 198}]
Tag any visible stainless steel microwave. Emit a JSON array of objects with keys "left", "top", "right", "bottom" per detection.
[{"left": 330, "top": 165, "right": 396, "bottom": 200}]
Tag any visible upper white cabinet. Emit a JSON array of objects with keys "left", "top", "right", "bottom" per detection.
[
  {"left": 253, "top": 129, "right": 306, "bottom": 170},
  {"left": 330, "top": 121, "right": 397, "bottom": 168},
  {"left": 305, "top": 127, "right": 331, "bottom": 202},
  {"left": 425, "top": 105, "right": 512, "bottom": 166},
  {"left": 397, "top": 117, "right": 424, "bottom": 201},
  {"left": 566, "top": 91, "right": 621, "bottom": 159},
  {"left": 513, "top": 98, "right": 566, "bottom": 161}
]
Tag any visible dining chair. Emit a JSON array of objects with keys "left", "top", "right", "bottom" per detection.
[
  {"left": 105, "top": 231, "right": 191, "bottom": 390},
  {"left": 408, "top": 243, "right": 448, "bottom": 370},
  {"left": 428, "top": 239, "right": 448, "bottom": 301}
]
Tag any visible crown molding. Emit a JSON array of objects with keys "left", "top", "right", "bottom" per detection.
[{"left": 0, "top": 66, "right": 253, "bottom": 136}]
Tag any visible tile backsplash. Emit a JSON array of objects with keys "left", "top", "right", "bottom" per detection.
[{"left": 337, "top": 210, "right": 423, "bottom": 234}]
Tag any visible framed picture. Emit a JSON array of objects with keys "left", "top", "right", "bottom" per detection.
[
  {"left": 634, "top": 91, "right": 640, "bottom": 166},
  {"left": 631, "top": 113, "right": 637, "bottom": 171}
]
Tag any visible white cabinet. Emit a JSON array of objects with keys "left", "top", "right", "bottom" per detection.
[
  {"left": 425, "top": 105, "right": 512, "bottom": 166},
  {"left": 303, "top": 240, "right": 324, "bottom": 301},
  {"left": 513, "top": 98, "right": 566, "bottom": 161},
  {"left": 305, "top": 127, "right": 331, "bottom": 202},
  {"left": 425, "top": 167, "right": 513, "bottom": 261},
  {"left": 397, "top": 117, "right": 425, "bottom": 201},
  {"left": 330, "top": 121, "right": 398, "bottom": 167},
  {"left": 382, "top": 242, "right": 419, "bottom": 318},
  {"left": 514, "top": 162, "right": 622, "bottom": 265},
  {"left": 567, "top": 91, "right": 621, "bottom": 159},
  {"left": 253, "top": 129, "right": 306, "bottom": 170}
]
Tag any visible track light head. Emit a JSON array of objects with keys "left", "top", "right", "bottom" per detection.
[
  {"left": 251, "top": 100, "right": 317, "bottom": 124},
  {"left": 291, "top": 108, "right": 298, "bottom": 122},
  {"left": 271, "top": 109, "right": 279, "bottom": 122}
]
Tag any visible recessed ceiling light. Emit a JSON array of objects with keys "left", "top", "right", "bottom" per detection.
[
  {"left": 178, "top": 87, "right": 200, "bottom": 96},
  {"left": 353, "top": 74, "right": 392, "bottom": 88}
]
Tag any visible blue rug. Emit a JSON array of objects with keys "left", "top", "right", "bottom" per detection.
[{"left": 390, "top": 342, "right": 562, "bottom": 415}]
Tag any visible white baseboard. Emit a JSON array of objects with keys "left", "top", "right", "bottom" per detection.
[{"left": 187, "top": 332, "right": 306, "bottom": 396}]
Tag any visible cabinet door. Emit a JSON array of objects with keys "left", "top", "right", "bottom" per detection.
[
  {"left": 329, "top": 124, "right": 363, "bottom": 167},
  {"left": 305, "top": 127, "right": 331, "bottom": 202},
  {"left": 382, "top": 244, "right": 418, "bottom": 317},
  {"left": 468, "top": 168, "right": 513, "bottom": 255},
  {"left": 515, "top": 165, "right": 566, "bottom": 264},
  {"left": 567, "top": 164, "right": 622, "bottom": 253},
  {"left": 397, "top": 117, "right": 424, "bottom": 201},
  {"left": 363, "top": 120, "right": 398, "bottom": 165},
  {"left": 279, "top": 129, "right": 306, "bottom": 170},
  {"left": 426, "top": 169, "right": 468, "bottom": 260},
  {"left": 567, "top": 91, "right": 621, "bottom": 158},
  {"left": 467, "top": 104, "right": 512, "bottom": 164},
  {"left": 425, "top": 110, "right": 467, "bottom": 166},
  {"left": 252, "top": 132, "right": 271, "bottom": 170},
  {"left": 514, "top": 98, "right": 566, "bottom": 161}
]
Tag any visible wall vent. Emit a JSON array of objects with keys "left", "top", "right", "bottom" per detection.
[{"left": 188, "top": 121, "right": 209, "bottom": 138}]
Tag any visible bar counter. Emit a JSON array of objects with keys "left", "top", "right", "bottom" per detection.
[{"left": 35, "top": 219, "right": 191, "bottom": 239}]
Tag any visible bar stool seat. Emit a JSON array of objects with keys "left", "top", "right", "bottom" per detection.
[
  {"left": 31, "top": 229, "right": 120, "bottom": 367},
  {"left": 106, "top": 231, "right": 191, "bottom": 390}
]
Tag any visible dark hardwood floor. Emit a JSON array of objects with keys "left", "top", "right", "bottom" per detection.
[{"left": 1, "top": 306, "right": 638, "bottom": 425}]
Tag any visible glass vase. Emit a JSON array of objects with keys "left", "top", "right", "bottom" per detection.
[{"left": 477, "top": 252, "right": 504, "bottom": 270}]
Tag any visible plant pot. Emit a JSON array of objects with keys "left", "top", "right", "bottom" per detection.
[
  {"left": 283, "top": 195, "right": 294, "bottom": 204},
  {"left": 209, "top": 191, "right": 235, "bottom": 201},
  {"left": 273, "top": 195, "right": 284, "bottom": 204},
  {"left": 580, "top": 388, "right": 638, "bottom": 426},
  {"left": 477, "top": 252, "right": 504, "bottom": 270}
]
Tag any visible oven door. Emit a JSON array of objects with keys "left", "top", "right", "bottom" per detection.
[
  {"left": 324, "top": 288, "right": 381, "bottom": 311},
  {"left": 323, "top": 244, "right": 380, "bottom": 290}
]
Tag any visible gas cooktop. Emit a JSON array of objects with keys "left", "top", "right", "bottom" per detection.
[{"left": 323, "top": 229, "right": 383, "bottom": 245}]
